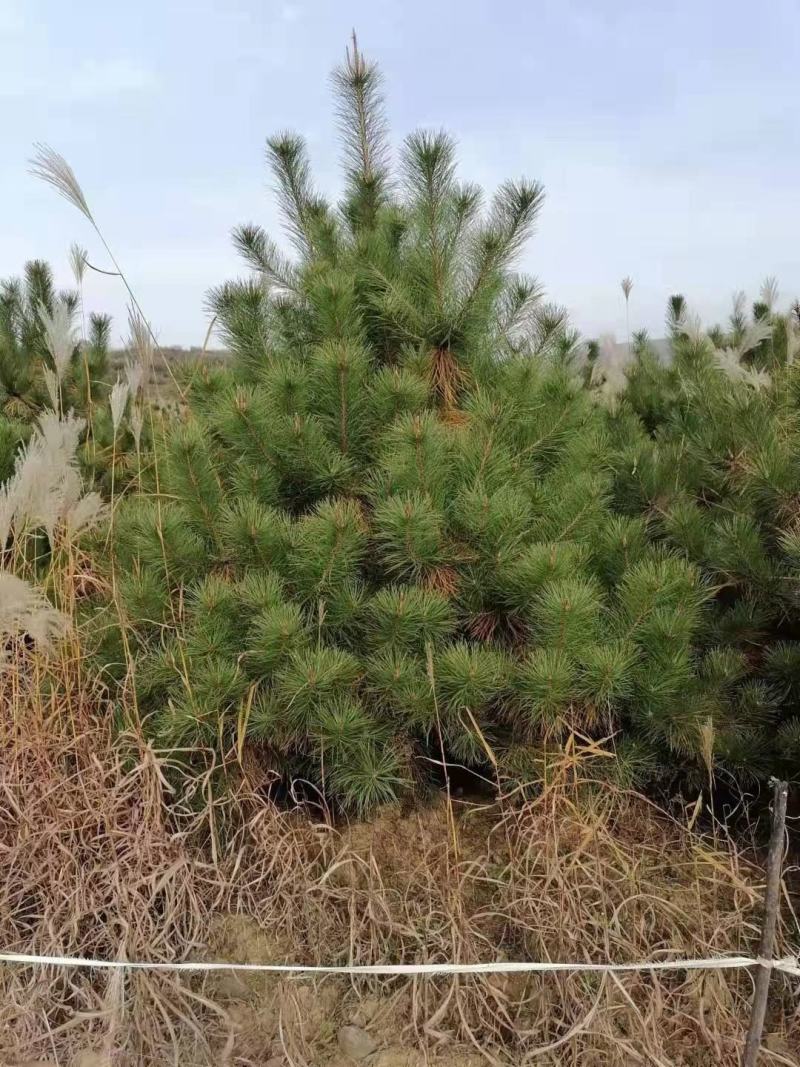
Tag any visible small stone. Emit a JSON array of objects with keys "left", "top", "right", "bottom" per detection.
[{"left": 337, "top": 1024, "right": 377, "bottom": 1060}]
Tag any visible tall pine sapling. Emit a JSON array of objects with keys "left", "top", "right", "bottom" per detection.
[{"left": 103, "top": 41, "right": 771, "bottom": 812}]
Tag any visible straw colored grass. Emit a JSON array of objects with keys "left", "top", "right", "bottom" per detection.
[{"left": 1, "top": 636, "right": 798, "bottom": 1066}]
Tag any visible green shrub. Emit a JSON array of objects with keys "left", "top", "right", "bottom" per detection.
[
  {"left": 609, "top": 286, "right": 800, "bottom": 780},
  {"left": 105, "top": 42, "right": 772, "bottom": 811}
]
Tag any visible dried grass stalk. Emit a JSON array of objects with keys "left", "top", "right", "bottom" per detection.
[{"left": 0, "top": 640, "right": 797, "bottom": 1065}]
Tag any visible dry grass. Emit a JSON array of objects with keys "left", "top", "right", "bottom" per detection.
[
  {"left": 0, "top": 642, "right": 220, "bottom": 1064},
  {"left": 1, "top": 636, "right": 799, "bottom": 1065},
  {"left": 108, "top": 347, "right": 229, "bottom": 408}
]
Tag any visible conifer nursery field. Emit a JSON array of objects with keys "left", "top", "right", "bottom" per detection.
[{"left": 1, "top": 37, "right": 799, "bottom": 1066}]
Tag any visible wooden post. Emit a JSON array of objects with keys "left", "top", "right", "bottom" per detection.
[{"left": 742, "top": 778, "right": 789, "bottom": 1067}]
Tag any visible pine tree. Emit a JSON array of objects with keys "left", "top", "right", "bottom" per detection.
[
  {"left": 0, "top": 259, "right": 113, "bottom": 482},
  {"left": 105, "top": 40, "right": 767, "bottom": 811},
  {"left": 609, "top": 286, "right": 800, "bottom": 780}
]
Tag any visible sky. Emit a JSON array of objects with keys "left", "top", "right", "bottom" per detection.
[{"left": 1, "top": 0, "right": 798, "bottom": 347}]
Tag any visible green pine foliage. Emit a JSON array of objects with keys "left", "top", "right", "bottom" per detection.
[
  {"left": 103, "top": 41, "right": 782, "bottom": 812},
  {"left": 609, "top": 287, "right": 800, "bottom": 780},
  {"left": 0, "top": 258, "right": 113, "bottom": 480}
]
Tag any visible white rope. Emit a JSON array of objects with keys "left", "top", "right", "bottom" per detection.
[{"left": 1, "top": 950, "right": 798, "bottom": 977}]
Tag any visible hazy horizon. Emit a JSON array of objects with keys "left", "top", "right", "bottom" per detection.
[{"left": 2, "top": 0, "right": 798, "bottom": 347}]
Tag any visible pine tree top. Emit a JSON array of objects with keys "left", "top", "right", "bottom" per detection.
[{"left": 209, "top": 36, "right": 576, "bottom": 404}]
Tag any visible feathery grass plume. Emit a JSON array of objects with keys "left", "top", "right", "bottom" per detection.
[
  {"left": 109, "top": 377, "right": 129, "bottom": 435},
  {"left": 42, "top": 366, "right": 60, "bottom": 411},
  {"left": 63, "top": 489, "right": 107, "bottom": 538},
  {"left": 7, "top": 411, "right": 84, "bottom": 542},
  {"left": 31, "top": 147, "right": 186, "bottom": 403},
  {"left": 38, "top": 296, "right": 78, "bottom": 381},
  {"left": 786, "top": 311, "right": 800, "bottom": 366},
  {"left": 591, "top": 334, "right": 628, "bottom": 403},
  {"left": 124, "top": 359, "right": 144, "bottom": 399},
  {"left": 621, "top": 276, "right": 633, "bottom": 353},
  {"left": 743, "top": 366, "right": 771, "bottom": 390},
  {"left": 760, "top": 274, "right": 779, "bottom": 312},
  {"left": 130, "top": 403, "right": 144, "bottom": 452},
  {"left": 713, "top": 346, "right": 747, "bottom": 381},
  {"left": 37, "top": 407, "right": 85, "bottom": 462},
  {"left": 68, "top": 242, "right": 88, "bottom": 286},
  {"left": 0, "top": 570, "right": 68, "bottom": 661},
  {"left": 730, "top": 288, "right": 747, "bottom": 339},
  {"left": 681, "top": 307, "right": 705, "bottom": 344},
  {"left": 29, "top": 144, "right": 93, "bottom": 222},
  {"left": 126, "top": 305, "right": 153, "bottom": 392},
  {"left": 713, "top": 319, "right": 774, "bottom": 386},
  {"left": 0, "top": 485, "right": 13, "bottom": 555},
  {"left": 740, "top": 319, "right": 774, "bottom": 355},
  {"left": 2, "top": 409, "right": 104, "bottom": 547},
  {"left": 714, "top": 346, "right": 771, "bottom": 389}
]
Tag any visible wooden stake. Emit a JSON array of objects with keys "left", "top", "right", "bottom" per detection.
[{"left": 742, "top": 778, "right": 789, "bottom": 1067}]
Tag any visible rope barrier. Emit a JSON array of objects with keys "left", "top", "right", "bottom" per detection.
[{"left": 1, "top": 950, "right": 798, "bottom": 977}]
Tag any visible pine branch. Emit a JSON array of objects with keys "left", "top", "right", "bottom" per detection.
[
  {"left": 232, "top": 223, "right": 300, "bottom": 293},
  {"left": 266, "top": 132, "right": 331, "bottom": 255},
  {"left": 332, "top": 31, "right": 391, "bottom": 228}
]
